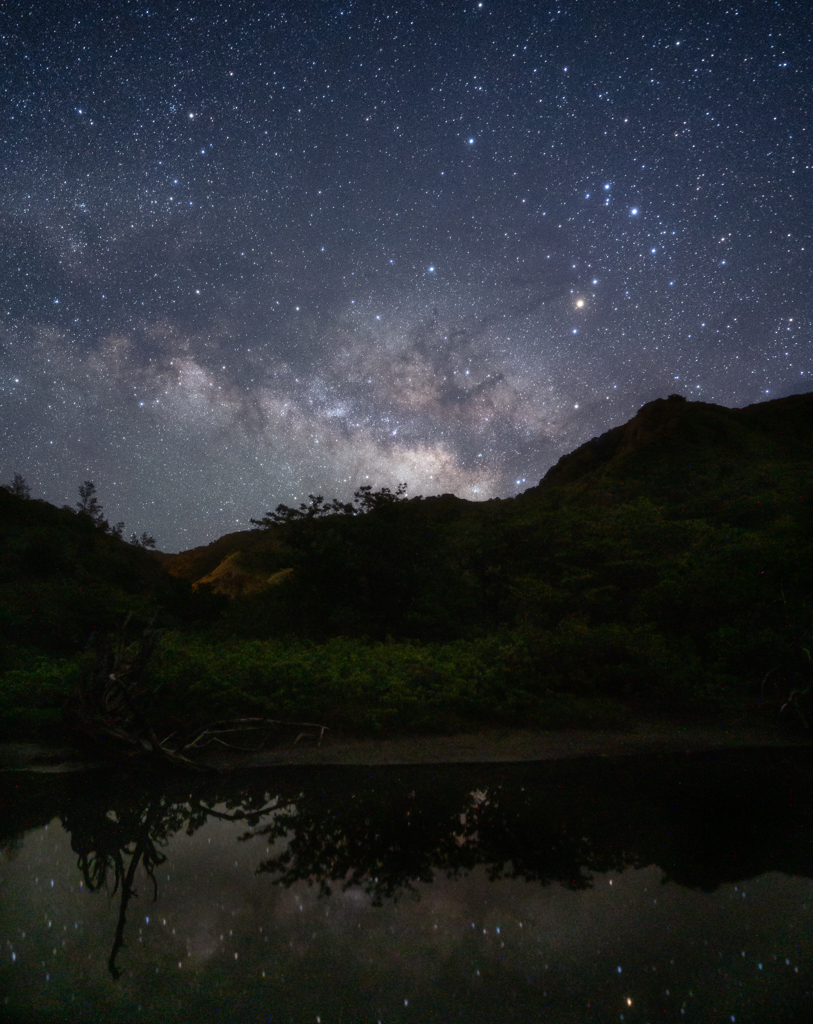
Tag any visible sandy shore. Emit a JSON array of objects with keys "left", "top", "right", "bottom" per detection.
[{"left": 1, "top": 720, "right": 809, "bottom": 772}]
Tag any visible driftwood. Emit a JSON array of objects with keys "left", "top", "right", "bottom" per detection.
[
  {"left": 179, "top": 718, "right": 328, "bottom": 751},
  {"left": 63, "top": 618, "right": 328, "bottom": 768}
]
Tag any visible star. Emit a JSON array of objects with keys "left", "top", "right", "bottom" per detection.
[{"left": 0, "top": 0, "right": 808, "bottom": 548}]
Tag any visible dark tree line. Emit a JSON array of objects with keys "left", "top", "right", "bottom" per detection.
[
  {"left": 1, "top": 472, "right": 31, "bottom": 499},
  {"left": 251, "top": 482, "right": 409, "bottom": 527},
  {"left": 3, "top": 473, "right": 157, "bottom": 548},
  {"left": 74, "top": 480, "right": 157, "bottom": 548}
]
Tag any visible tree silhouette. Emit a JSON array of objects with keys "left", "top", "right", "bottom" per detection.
[
  {"left": 76, "top": 480, "right": 106, "bottom": 526},
  {"left": 251, "top": 482, "right": 408, "bottom": 527},
  {"left": 2, "top": 472, "right": 31, "bottom": 498},
  {"left": 130, "top": 530, "right": 157, "bottom": 549},
  {"left": 74, "top": 480, "right": 128, "bottom": 537}
]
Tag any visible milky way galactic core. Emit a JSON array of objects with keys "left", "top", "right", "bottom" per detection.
[{"left": 1, "top": 0, "right": 810, "bottom": 548}]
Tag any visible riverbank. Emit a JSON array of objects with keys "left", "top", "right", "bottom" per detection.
[{"left": 1, "top": 718, "right": 809, "bottom": 772}]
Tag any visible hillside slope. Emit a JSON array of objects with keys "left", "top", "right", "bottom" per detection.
[
  {"left": 3, "top": 391, "right": 812, "bottom": 744},
  {"left": 529, "top": 392, "right": 813, "bottom": 519},
  {"left": 0, "top": 488, "right": 191, "bottom": 662}
]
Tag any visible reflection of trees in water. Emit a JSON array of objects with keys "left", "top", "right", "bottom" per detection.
[
  {"left": 242, "top": 751, "right": 813, "bottom": 903},
  {"left": 6, "top": 749, "right": 812, "bottom": 978},
  {"left": 66, "top": 797, "right": 168, "bottom": 978},
  {"left": 245, "top": 770, "right": 620, "bottom": 903},
  {"left": 57, "top": 777, "right": 283, "bottom": 979}
]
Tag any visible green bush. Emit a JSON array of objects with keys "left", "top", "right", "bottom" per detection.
[{"left": 0, "top": 654, "right": 83, "bottom": 739}]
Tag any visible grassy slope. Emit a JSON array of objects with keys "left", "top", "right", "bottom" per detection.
[{"left": 2, "top": 392, "right": 812, "bottom": 743}]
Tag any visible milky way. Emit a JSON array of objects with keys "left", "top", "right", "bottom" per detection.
[{"left": 1, "top": 1, "right": 811, "bottom": 549}]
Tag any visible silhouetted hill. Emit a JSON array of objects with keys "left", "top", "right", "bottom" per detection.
[
  {"left": 515, "top": 392, "right": 813, "bottom": 534},
  {"left": 155, "top": 394, "right": 813, "bottom": 613},
  {"left": 155, "top": 492, "right": 481, "bottom": 600},
  {"left": 3, "top": 391, "right": 813, "bottom": 744},
  {"left": 0, "top": 487, "right": 189, "bottom": 661},
  {"left": 555, "top": 390, "right": 813, "bottom": 482}
]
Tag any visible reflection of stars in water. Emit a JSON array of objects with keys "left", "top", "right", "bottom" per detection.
[{"left": 8, "top": 814, "right": 812, "bottom": 1020}]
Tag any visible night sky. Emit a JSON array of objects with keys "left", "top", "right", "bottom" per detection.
[{"left": 2, "top": 1, "right": 811, "bottom": 551}]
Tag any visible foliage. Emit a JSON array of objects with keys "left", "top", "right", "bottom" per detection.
[
  {"left": 104, "top": 630, "right": 640, "bottom": 735},
  {"left": 4, "top": 395, "right": 813, "bottom": 746},
  {"left": 0, "top": 651, "right": 84, "bottom": 739},
  {"left": 250, "top": 482, "right": 408, "bottom": 527},
  {"left": 0, "top": 487, "right": 193, "bottom": 668}
]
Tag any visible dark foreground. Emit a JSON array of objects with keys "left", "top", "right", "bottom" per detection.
[
  {"left": 1, "top": 718, "right": 810, "bottom": 772},
  {"left": 1, "top": 743, "right": 812, "bottom": 1022}
]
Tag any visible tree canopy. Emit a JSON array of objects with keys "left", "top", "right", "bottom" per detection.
[{"left": 251, "top": 483, "right": 408, "bottom": 527}]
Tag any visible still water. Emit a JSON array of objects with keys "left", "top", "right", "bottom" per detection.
[{"left": 1, "top": 748, "right": 812, "bottom": 1022}]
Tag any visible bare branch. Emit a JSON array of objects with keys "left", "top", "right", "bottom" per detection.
[{"left": 64, "top": 623, "right": 329, "bottom": 768}]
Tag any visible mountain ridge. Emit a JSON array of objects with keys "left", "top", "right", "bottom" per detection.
[
  {"left": 517, "top": 390, "right": 813, "bottom": 511},
  {"left": 3, "top": 389, "right": 813, "bottom": 743},
  {"left": 161, "top": 390, "right": 813, "bottom": 592}
]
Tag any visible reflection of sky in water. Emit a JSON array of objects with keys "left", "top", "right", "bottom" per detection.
[{"left": 2, "top": 801, "right": 812, "bottom": 1022}]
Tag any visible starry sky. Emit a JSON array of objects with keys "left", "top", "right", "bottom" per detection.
[{"left": 2, "top": 0, "right": 811, "bottom": 550}]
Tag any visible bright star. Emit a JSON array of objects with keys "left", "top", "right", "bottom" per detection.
[{"left": 630, "top": 208, "right": 638, "bottom": 215}]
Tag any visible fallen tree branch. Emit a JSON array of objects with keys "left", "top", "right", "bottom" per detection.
[
  {"left": 179, "top": 718, "right": 329, "bottom": 752},
  {"left": 63, "top": 622, "right": 328, "bottom": 768}
]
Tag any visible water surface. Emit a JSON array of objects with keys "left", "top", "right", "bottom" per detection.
[{"left": 2, "top": 748, "right": 812, "bottom": 1022}]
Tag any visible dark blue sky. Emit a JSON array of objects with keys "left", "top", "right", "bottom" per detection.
[{"left": 2, "top": 0, "right": 810, "bottom": 549}]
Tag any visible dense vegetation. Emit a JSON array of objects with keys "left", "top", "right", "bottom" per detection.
[{"left": 2, "top": 392, "right": 813, "bottom": 748}]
